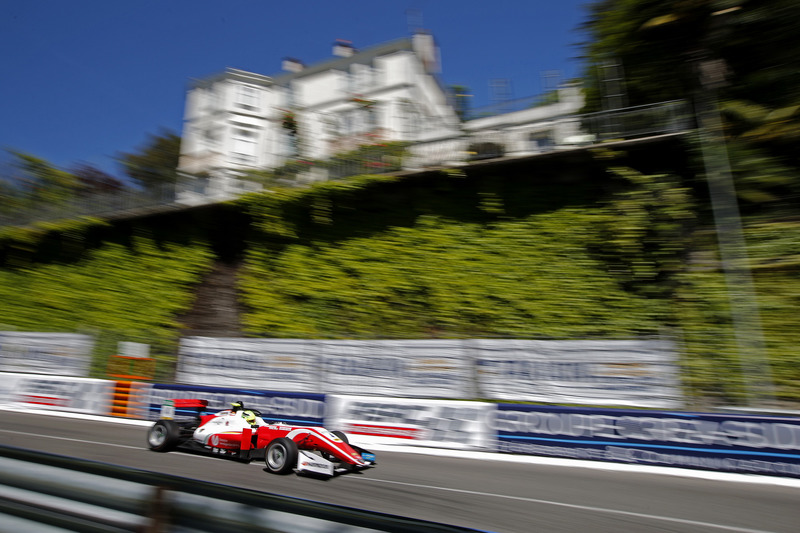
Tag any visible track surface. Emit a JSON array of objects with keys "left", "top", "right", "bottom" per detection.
[{"left": 1, "top": 410, "right": 798, "bottom": 533}]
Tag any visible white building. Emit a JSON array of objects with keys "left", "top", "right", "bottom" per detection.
[
  {"left": 178, "top": 33, "right": 462, "bottom": 203},
  {"left": 406, "top": 84, "right": 586, "bottom": 169},
  {"left": 177, "top": 32, "right": 587, "bottom": 204}
]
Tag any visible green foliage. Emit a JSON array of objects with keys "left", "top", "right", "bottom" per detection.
[
  {"left": 579, "top": 0, "right": 710, "bottom": 111},
  {"left": 591, "top": 165, "right": 696, "bottom": 298},
  {"left": 579, "top": 1, "right": 800, "bottom": 217},
  {"left": 0, "top": 233, "right": 214, "bottom": 380},
  {"left": 672, "top": 267, "right": 745, "bottom": 404},
  {"left": 579, "top": 0, "right": 800, "bottom": 110},
  {"left": 449, "top": 85, "right": 472, "bottom": 121},
  {"left": 528, "top": 90, "right": 560, "bottom": 109},
  {"left": 7, "top": 151, "right": 80, "bottom": 207},
  {"left": 673, "top": 221, "right": 800, "bottom": 403},
  {"left": 0, "top": 217, "right": 109, "bottom": 268},
  {"left": 239, "top": 168, "right": 669, "bottom": 339},
  {"left": 3, "top": 140, "right": 800, "bottom": 405},
  {"left": 238, "top": 161, "right": 800, "bottom": 405},
  {"left": 719, "top": 100, "right": 800, "bottom": 214},
  {"left": 117, "top": 129, "right": 181, "bottom": 190},
  {"left": 244, "top": 142, "right": 408, "bottom": 188},
  {"left": 241, "top": 213, "right": 663, "bottom": 339}
]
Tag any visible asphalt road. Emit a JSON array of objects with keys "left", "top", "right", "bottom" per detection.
[{"left": 0, "top": 410, "right": 798, "bottom": 533}]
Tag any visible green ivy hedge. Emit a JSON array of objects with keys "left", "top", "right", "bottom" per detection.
[
  {"left": 1, "top": 154, "right": 798, "bottom": 406},
  {"left": 0, "top": 222, "right": 214, "bottom": 380}
]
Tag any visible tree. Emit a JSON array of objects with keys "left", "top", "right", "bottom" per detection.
[
  {"left": 449, "top": 85, "right": 472, "bottom": 121},
  {"left": 578, "top": 0, "right": 800, "bottom": 111},
  {"left": 118, "top": 130, "right": 181, "bottom": 191},
  {"left": 578, "top": 0, "right": 717, "bottom": 112},
  {"left": 70, "top": 163, "right": 126, "bottom": 196},
  {"left": 10, "top": 151, "right": 80, "bottom": 206},
  {"left": 578, "top": 0, "right": 800, "bottom": 214}
]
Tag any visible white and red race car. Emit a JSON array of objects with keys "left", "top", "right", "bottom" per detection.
[{"left": 146, "top": 399, "right": 376, "bottom": 478}]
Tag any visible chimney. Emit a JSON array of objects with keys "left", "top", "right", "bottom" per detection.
[
  {"left": 412, "top": 31, "right": 439, "bottom": 73},
  {"left": 333, "top": 39, "right": 355, "bottom": 58},
  {"left": 282, "top": 57, "right": 304, "bottom": 73}
]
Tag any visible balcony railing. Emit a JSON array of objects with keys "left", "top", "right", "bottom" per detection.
[{"left": 581, "top": 100, "right": 693, "bottom": 141}]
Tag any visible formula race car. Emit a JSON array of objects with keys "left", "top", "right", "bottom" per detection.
[{"left": 146, "top": 399, "right": 376, "bottom": 478}]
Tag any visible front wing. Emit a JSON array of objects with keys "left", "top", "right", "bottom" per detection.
[{"left": 296, "top": 445, "right": 377, "bottom": 477}]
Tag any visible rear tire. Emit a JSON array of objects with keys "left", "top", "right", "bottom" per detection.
[
  {"left": 147, "top": 420, "right": 180, "bottom": 452},
  {"left": 265, "top": 437, "right": 298, "bottom": 475}
]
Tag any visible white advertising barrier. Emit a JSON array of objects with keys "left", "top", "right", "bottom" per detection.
[
  {"left": 176, "top": 337, "right": 320, "bottom": 392},
  {"left": 177, "top": 337, "right": 473, "bottom": 398},
  {"left": 326, "top": 395, "right": 494, "bottom": 450},
  {"left": 320, "top": 339, "right": 473, "bottom": 398},
  {"left": 473, "top": 339, "right": 682, "bottom": 408},
  {"left": 492, "top": 404, "right": 800, "bottom": 479},
  {"left": 0, "top": 373, "right": 113, "bottom": 415},
  {"left": 0, "top": 332, "right": 94, "bottom": 377}
]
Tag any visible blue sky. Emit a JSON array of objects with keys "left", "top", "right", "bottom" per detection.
[{"left": 1, "top": 0, "right": 591, "bottom": 180}]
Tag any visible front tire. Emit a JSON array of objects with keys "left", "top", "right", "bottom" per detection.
[
  {"left": 147, "top": 420, "right": 180, "bottom": 452},
  {"left": 265, "top": 437, "right": 298, "bottom": 475}
]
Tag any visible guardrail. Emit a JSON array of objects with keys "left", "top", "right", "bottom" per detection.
[
  {"left": 0, "top": 183, "right": 177, "bottom": 229},
  {"left": 0, "top": 444, "right": 486, "bottom": 533},
  {"left": 581, "top": 100, "right": 692, "bottom": 141}
]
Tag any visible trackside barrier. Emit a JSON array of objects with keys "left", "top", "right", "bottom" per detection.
[
  {"left": 175, "top": 337, "right": 683, "bottom": 408},
  {"left": 144, "top": 383, "right": 327, "bottom": 426},
  {"left": 493, "top": 404, "right": 800, "bottom": 479},
  {"left": 0, "top": 373, "right": 113, "bottom": 415},
  {"left": 111, "top": 380, "right": 135, "bottom": 417},
  {"left": 110, "top": 380, "right": 150, "bottom": 419},
  {"left": 0, "top": 445, "right": 488, "bottom": 533},
  {"left": 6, "top": 375, "right": 800, "bottom": 479}
]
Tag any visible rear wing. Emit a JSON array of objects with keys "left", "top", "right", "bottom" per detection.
[{"left": 159, "top": 399, "right": 209, "bottom": 420}]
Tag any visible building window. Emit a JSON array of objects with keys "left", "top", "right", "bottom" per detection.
[
  {"left": 399, "top": 101, "right": 419, "bottom": 137},
  {"left": 204, "top": 87, "right": 219, "bottom": 111},
  {"left": 231, "top": 153, "right": 255, "bottom": 165},
  {"left": 353, "top": 66, "right": 372, "bottom": 93},
  {"left": 232, "top": 127, "right": 258, "bottom": 164},
  {"left": 285, "top": 86, "right": 295, "bottom": 108},
  {"left": 324, "top": 114, "right": 339, "bottom": 136},
  {"left": 236, "top": 85, "right": 259, "bottom": 110},
  {"left": 529, "top": 131, "right": 554, "bottom": 151},
  {"left": 342, "top": 112, "right": 352, "bottom": 134},
  {"left": 366, "top": 106, "right": 378, "bottom": 130}
]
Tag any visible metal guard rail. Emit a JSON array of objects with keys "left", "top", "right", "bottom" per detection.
[{"left": 0, "top": 444, "right": 487, "bottom": 533}]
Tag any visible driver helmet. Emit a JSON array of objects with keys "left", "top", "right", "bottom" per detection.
[{"left": 242, "top": 410, "right": 257, "bottom": 425}]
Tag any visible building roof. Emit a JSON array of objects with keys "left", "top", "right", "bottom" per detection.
[
  {"left": 190, "top": 36, "right": 418, "bottom": 91},
  {"left": 190, "top": 68, "right": 273, "bottom": 89},
  {"left": 270, "top": 36, "right": 414, "bottom": 86}
]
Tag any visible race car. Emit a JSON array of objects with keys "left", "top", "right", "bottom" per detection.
[{"left": 146, "top": 399, "right": 376, "bottom": 478}]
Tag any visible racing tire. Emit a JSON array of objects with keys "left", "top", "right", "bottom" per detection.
[
  {"left": 265, "top": 437, "right": 298, "bottom": 475},
  {"left": 147, "top": 420, "right": 181, "bottom": 452},
  {"left": 331, "top": 430, "right": 349, "bottom": 444}
]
